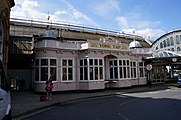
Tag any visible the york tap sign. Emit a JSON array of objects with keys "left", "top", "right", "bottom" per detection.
[{"left": 90, "top": 42, "right": 128, "bottom": 50}]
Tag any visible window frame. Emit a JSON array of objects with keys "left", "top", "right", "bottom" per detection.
[
  {"left": 61, "top": 58, "right": 74, "bottom": 82},
  {"left": 34, "top": 57, "right": 58, "bottom": 83}
]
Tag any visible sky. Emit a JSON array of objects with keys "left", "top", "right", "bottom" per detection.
[{"left": 11, "top": 0, "right": 181, "bottom": 42}]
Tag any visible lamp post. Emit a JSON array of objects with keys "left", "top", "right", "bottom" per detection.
[{"left": 146, "top": 64, "right": 153, "bottom": 87}]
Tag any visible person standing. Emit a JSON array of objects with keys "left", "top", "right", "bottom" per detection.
[
  {"left": 45, "top": 76, "right": 53, "bottom": 100},
  {"left": 148, "top": 80, "right": 152, "bottom": 88}
]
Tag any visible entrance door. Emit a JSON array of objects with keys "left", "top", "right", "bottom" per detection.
[
  {"left": 109, "top": 60, "right": 118, "bottom": 79},
  {"left": 152, "top": 65, "right": 165, "bottom": 84},
  {"left": 104, "top": 55, "right": 118, "bottom": 80}
]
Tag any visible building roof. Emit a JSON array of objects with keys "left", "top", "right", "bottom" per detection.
[
  {"left": 151, "top": 29, "right": 181, "bottom": 47},
  {"left": 129, "top": 40, "right": 142, "bottom": 48},
  {"left": 39, "top": 29, "right": 56, "bottom": 40}
]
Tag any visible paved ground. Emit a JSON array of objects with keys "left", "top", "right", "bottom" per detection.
[{"left": 11, "top": 83, "right": 177, "bottom": 119}]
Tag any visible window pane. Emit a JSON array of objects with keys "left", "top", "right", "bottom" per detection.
[
  {"left": 119, "top": 60, "right": 122, "bottom": 65},
  {"left": 63, "top": 60, "right": 67, "bottom": 66},
  {"left": 99, "top": 59, "right": 103, "bottom": 65},
  {"left": 123, "top": 67, "right": 126, "bottom": 78},
  {"left": 84, "top": 67, "right": 88, "bottom": 80},
  {"left": 139, "top": 68, "right": 143, "bottom": 77},
  {"left": 160, "top": 42, "right": 163, "bottom": 48},
  {"left": 134, "top": 68, "right": 136, "bottom": 78},
  {"left": 62, "top": 68, "right": 67, "bottom": 81},
  {"left": 80, "top": 67, "right": 83, "bottom": 80},
  {"left": 133, "top": 62, "right": 136, "bottom": 66},
  {"left": 68, "top": 60, "right": 72, "bottom": 66},
  {"left": 114, "top": 60, "right": 117, "bottom": 66},
  {"left": 127, "top": 60, "right": 129, "bottom": 66},
  {"left": 50, "top": 67, "right": 56, "bottom": 81},
  {"left": 50, "top": 59, "right": 56, "bottom": 66},
  {"left": 114, "top": 67, "right": 118, "bottom": 79},
  {"left": 41, "top": 67, "right": 48, "bottom": 81},
  {"left": 123, "top": 60, "right": 126, "bottom": 65},
  {"left": 109, "top": 61, "right": 113, "bottom": 66},
  {"left": 84, "top": 59, "right": 87, "bottom": 66},
  {"left": 94, "top": 59, "right": 98, "bottom": 65},
  {"left": 89, "top": 59, "right": 93, "bottom": 65},
  {"left": 110, "top": 68, "right": 113, "bottom": 79},
  {"left": 170, "top": 37, "right": 174, "bottom": 45},
  {"left": 99, "top": 67, "right": 103, "bottom": 79},
  {"left": 95, "top": 67, "right": 98, "bottom": 80},
  {"left": 127, "top": 67, "right": 130, "bottom": 78},
  {"left": 163, "top": 40, "right": 167, "bottom": 47},
  {"left": 80, "top": 60, "right": 83, "bottom": 66},
  {"left": 119, "top": 67, "right": 123, "bottom": 78},
  {"left": 68, "top": 68, "right": 73, "bottom": 80},
  {"left": 90, "top": 67, "right": 93, "bottom": 80},
  {"left": 41, "top": 59, "right": 48, "bottom": 66}
]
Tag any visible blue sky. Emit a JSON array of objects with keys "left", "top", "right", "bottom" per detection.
[{"left": 11, "top": 0, "right": 181, "bottom": 42}]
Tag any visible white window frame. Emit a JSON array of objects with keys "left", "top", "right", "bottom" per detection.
[
  {"left": 88, "top": 58, "right": 104, "bottom": 81},
  {"left": 109, "top": 59, "right": 118, "bottom": 80},
  {"left": 34, "top": 57, "right": 58, "bottom": 83},
  {"left": 130, "top": 60, "right": 137, "bottom": 79},
  {"left": 61, "top": 58, "right": 75, "bottom": 82},
  {"left": 119, "top": 59, "right": 130, "bottom": 79},
  {"left": 139, "top": 61, "right": 145, "bottom": 78},
  {"left": 79, "top": 59, "right": 88, "bottom": 81}
]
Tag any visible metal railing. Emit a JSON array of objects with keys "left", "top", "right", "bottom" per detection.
[{"left": 10, "top": 17, "right": 144, "bottom": 40}]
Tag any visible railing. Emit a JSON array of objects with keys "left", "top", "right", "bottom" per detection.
[
  {"left": 131, "top": 48, "right": 152, "bottom": 54},
  {"left": 10, "top": 17, "right": 144, "bottom": 40}
]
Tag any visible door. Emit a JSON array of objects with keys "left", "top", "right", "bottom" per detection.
[{"left": 109, "top": 60, "right": 118, "bottom": 79}]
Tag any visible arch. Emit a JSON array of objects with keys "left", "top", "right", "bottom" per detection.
[
  {"left": 177, "top": 47, "right": 181, "bottom": 51},
  {"left": 103, "top": 55, "right": 118, "bottom": 81},
  {"left": 167, "top": 38, "right": 170, "bottom": 46},
  {"left": 176, "top": 35, "right": 179, "bottom": 44},
  {"left": 104, "top": 54, "right": 117, "bottom": 59},
  {"left": 170, "top": 37, "right": 174, "bottom": 46}
]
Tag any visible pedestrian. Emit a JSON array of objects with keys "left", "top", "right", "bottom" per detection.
[
  {"left": 148, "top": 80, "right": 152, "bottom": 88},
  {"left": 45, "top": 76, "right": 53, "bottom": 100}
]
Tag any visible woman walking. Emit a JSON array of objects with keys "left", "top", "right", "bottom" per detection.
[{"left": 45, "top": 76, "right": 53, "bottom": 100}]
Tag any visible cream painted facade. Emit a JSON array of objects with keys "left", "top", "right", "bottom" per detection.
[{"left": 34, "top": 30, "right": 151, "bottom": 92}]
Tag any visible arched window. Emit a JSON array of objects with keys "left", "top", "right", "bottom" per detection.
[
  {"left": 163, "top": 40, "right": 167, "bottom": 47},
  {"left": 156, "top": 46, "right": 158, "bottom": 50},
  {"left": 176, "top": 35, "right": 179, "bottom": 44},
  {"left": 171, "top": 48, "right": 174, "bottom": 52},
  {"left": 160, "top": 42, "right": 163, "bottom": 48},
  {"left": 167, "top": 38, "right": 170, "bottom": 46},
  {"left": 177, "top": 47, "right": 181, "bottom": 51},
  {"left": 170, "top": 37, "right": 174, "bottom": 45}
]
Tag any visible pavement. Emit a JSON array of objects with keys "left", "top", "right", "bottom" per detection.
[{"left": 11, "top": 83, "right": 177, "bottom": 120}]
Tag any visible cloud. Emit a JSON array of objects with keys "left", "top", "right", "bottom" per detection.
[
  {"left": 11, "top": 0, "right": 98, "bottom": 27},
  {"left": 116, "top": 16, "right": 129, "bottom": 29},
  {"left": 121, "top": 28, "right": 165, "bottom": 42},
  {"left": 116, "top": 15, "right": 161, "bottom": 30},
  {"left": 116, "top": 6, "right": 165, "bottom": 41},
  {"left": 90, "top": 0, "right": 120, "bottom": 17},
  {"left": 11, "top": 0, "right": 47, "bottom": 20}
]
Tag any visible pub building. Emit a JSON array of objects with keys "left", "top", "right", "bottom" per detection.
[{"left": 33, "top": 28, "right": 151, "bottom": 92}]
